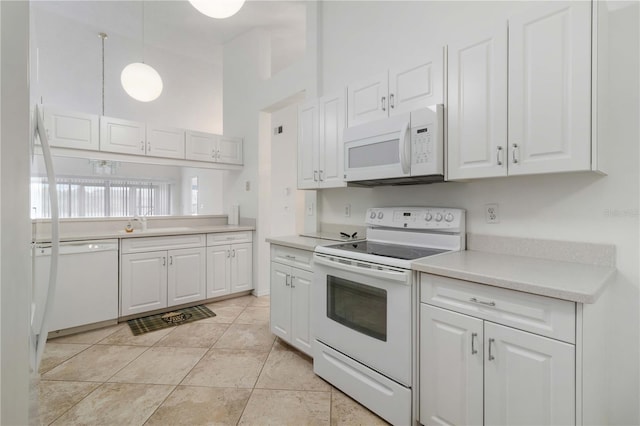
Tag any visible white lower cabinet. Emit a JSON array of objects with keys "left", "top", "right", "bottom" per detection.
[
  {"left": 269, "top": 245, "right": 313, "bottom": 356},
  {"left": 120, "top": 235, "right": 206, "bottom": 316},
  {"left": 420, "top": 275, "right": 576, "bottom": 426},
  {"left": 206, "top": 232, "right": 253, "bottom": 298}
]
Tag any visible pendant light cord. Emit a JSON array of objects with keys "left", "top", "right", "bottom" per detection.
[
  {"left": 98, "top": 32, "right": 108, "bottom": 116},
  {"left": 142, "top": 1, "right": 145, "bottom": 64}
]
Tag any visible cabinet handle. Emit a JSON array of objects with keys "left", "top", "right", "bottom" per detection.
[
  {"left": 496, "top": 146, "right": 503, "bottom": 166},
  {"left": 319, "top": 170, "right": 324, "bottom": 181},
  {"left": 381, "top": 96, "right": 386, "bottom": 112},
  {"left": 231, "top": 249, "right": 236, "bottom": 257},
  {"left": 389, "top": 93, "right": 395, "bottom": 109},
  {"left": 471, "top": 332, "right": 478, "bottom": 355},
  {"left": 147, "top": 141, "right": 151, "bottom": 152},
  {"left": 469, "top": 297, "right": 496, "bottom": 307},
  {"left": 216, "top": 150, "right": 220, "bottom": 159},
  {"left": 285, "top": 274, "right": 290, "bottom": 286},
  {"left": 313, "top": 170, "right": 318, "bottom": 182},
  {"left": 226, "top": 250, "right": 230, "bottom": 258},
  {"left": 140, "top": 141, "right": 144, "bottom": 151},
  {"left": 284, "top": 254, "right": 295, "bottom": 260},
  {"left": 291, "top": 276, "right": 296, "bottom": 288},
  {"left": 212, "top": 150, "right": 216, "bottom": 158},
  {"left": 488, "top": 338, "right": 495, "bottom": 361},
  {"left": 169, "top": 255, "right": 173, "bottom": 265},
  {"left": 512, "top": 144, "right": 519, "bottom": 164},
  {"left": 162, "top": 256, "right": 166, "bottom": 266}
]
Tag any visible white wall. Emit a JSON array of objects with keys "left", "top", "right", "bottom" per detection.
[
  {"left": 30, "top": 2, "right": 223, "bottom": 133},
  {"left": 319, "top": 1, "right": 639, "bottom": 424},
  {"left": 0, "top": 2, "right": 32, "bottom": 423},
  {"left": 223, "top": 3, "right": 318, "bottom": 295}
]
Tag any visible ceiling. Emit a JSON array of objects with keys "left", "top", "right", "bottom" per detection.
[{"left": 33, "top": 0, "right": 307, "bottom": 71}]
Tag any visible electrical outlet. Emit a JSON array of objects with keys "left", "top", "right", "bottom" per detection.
[
  {"left": 344, "top": 204, "right": 351, "bottom": 217},
  {"left": 485, "top": 203, "right": 500, "bottom": 223}
]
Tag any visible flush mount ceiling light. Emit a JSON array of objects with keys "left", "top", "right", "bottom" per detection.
[
  {"left": 121, "top": 1, "right": 163, "bottom": 102},
  {"left": 189, "top": 0, "right": 246, "bottom": 19}
]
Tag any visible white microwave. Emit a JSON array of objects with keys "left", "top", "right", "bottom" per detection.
[{"left": 343, "top": 104, "right": 444, "bottom": 186}]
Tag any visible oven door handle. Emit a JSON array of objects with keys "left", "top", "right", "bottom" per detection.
[{"left": 314, "top": 254, "right": 409, "bottom": 283}]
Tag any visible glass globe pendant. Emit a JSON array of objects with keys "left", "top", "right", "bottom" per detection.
[{"left": 189, "top": 0, "right": 246, "bottom": 19}]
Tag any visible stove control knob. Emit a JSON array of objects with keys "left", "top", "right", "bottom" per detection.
[
  {"left": 435, "top": 213, "right": 443, "bottom": 222},
  {"left": 445, "top": 213, "right": 454, "bottom": 222},
  {"left": 370, "top": 211, "right": 377, "bottom": 219},
  {"left": 425, "top": 213, "right": 433, "bottom": 221},
  {"left": 377, "top": 211, "right": 384, "bottom": 219}
]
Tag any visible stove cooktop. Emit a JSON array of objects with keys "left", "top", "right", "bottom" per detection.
[{"left": 326, "top": 240, "right": 449, "bottom": 261}]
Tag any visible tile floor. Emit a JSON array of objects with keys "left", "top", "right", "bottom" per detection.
[{"left": 38, "top": 295, "right": 389, "bottom": 426}]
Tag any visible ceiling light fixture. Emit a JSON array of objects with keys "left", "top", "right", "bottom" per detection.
[
  {"left": 121, "top": 1, "right": 163, "bottom": 102},
  {"left": 188, "top": 0, "right": 246, "bottom": 19}
]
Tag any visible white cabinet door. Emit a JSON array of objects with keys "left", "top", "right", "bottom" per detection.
[
  {"left": 167, "top": 247, "right": 206, "bottom": 307},
  {"left": 318, "top": 91, "right": 346, "bottom": 189},
  {"left": 147, "top": 125, "right": 185, "bottom": 159},
  {"left": 484, "top": 322, "right": 575, "bottom": 426},
  {"left": 508, "top": 1, "right": 591, "bottom": 175},
  {"left": 389, "top": 50, "right": 444, "bottom": 116},
  {"left": 42, "top": 107, "right": 99, "bottom": 150},
  {"left": 448, "top": 27, "right": 508, "bottom": 180},
  {"left": 420, "top": 304, "right": 484, "bottom": 426},
  {"left": 297, "top": 100, "right": 319, "bottom": 189},
  {"left": 206, "top": 245, "right": 230, "bottom": 298},
  {"left": 290, "top": 268, "right": 313, "bottom": 356},
  {"left": 270, "top": 262, "right": 292, "bottom": 341},
  {"left": 218, "top": 136, "right": 243, "bottom": 165},
  {"left": 185, "top": 130, "right": 217, "bottom": 162},
  {"left": 121, "top": 251, "right": 167, "bottom": 316},
  {"left": 230, "top": 242, "right": 253, "bottom": 293},
  {"left": 100, "top": 116, "right": 146, "bottom": 155},
  {"left": 347, "top": 71, "right": 389, "bottom": 127}
]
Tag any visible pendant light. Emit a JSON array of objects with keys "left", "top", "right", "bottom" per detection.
[
  {"left": 189, "top": 0, "right": 246, "bottom": 19},
  {"left": 121, "top": 1, "right": 163, "bottom": 102}
]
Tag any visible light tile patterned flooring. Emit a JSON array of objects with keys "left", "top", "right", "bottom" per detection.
[{"left": 38, "top": 295, "right": 389, "bottom": 425}]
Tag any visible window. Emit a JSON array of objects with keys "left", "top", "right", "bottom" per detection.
[{"left": 31, "top": 177, "right": 172, "bottom": 219}]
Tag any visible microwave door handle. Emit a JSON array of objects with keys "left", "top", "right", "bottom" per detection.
[{"left": 399, "top": 121, "right": 411, "bottom": 174}]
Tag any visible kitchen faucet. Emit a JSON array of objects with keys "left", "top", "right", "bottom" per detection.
[{"left": 132, "top": 215, "right": 148, "bottom": 231}]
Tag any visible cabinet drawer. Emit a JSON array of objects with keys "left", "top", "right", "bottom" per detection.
[
  {"left": 271, "top": 245, "right": 313, "bottom": 271},
  {"left": 121, "top": 234, "right": 205, "bottom": 254},
  {"left": 420, "top": 274, "right": 575, "bottom": 343},
  {"left": 207, "top": 232, "right": 252, "bottom": 246}
]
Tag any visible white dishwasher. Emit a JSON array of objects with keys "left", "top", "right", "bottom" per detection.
[{"left": 33, "top": 239, "right": 119, "bottom": 333}]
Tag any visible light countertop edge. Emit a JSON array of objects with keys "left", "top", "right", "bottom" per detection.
[
  {"left": 35, "top": 225, "right": 256, "bottom": 243},
  {"left": 412, "top": 250, "right": 617, "bottom": 304},
  {"left": 266, "top": 235, "right": 341, "bottom": 252}
]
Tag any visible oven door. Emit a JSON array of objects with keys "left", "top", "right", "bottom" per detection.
[{"left": 312, "top": 253, "right": 412, "bottom": 385}]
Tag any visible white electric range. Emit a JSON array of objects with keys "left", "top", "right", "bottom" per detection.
[{"left": 312, "top": 207, "right": 465, "bottom": 425}]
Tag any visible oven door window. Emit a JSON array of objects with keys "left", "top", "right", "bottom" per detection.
[{"left": 327, "top": 275, "right": 387, "bottom": 341}]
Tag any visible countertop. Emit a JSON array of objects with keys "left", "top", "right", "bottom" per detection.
[
  {"left": 36, "top": 225, "right": 255, "bottom": 243},
  {"left": 412, "top": 250, "right": 616, "bottom": 304},
  {"left": 266, "top": 235, "right": 345, "bottom": 252}
]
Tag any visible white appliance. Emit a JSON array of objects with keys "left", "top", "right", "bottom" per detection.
[
  {"left": 31, "top": 104, "right": 60, "bottom": 371},
  {"left": 33, "top": 240, "right": 118, "bottom": 333},
  {"left": 343, "top": 105, "right": 444, "bottom": 186},
  {"left": 312, "top": 207, "right": 465, "bottom": 425}
]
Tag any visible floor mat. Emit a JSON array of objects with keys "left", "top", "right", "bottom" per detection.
[{"left": 127, "top": 305, "right": 216, "bottom": 335}]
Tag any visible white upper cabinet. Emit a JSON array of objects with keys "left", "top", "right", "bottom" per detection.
[
  {"left": 318, "top": 91, "right": 346, "bottom": 187},
  {"left": 508, "top": 1, "right": 592, "bottom": 175},
  {"left": 42, "top": 107, "right": 99, "bottom": 150},
  {"left": 347, "top": 49, "right": 445, "bottom": 128},
  {"left": 297, "top": 100, "right": 319, "bottom": 189},
  {"left": 146, "top": 125, "right": 185, "bottom": 159},
  {"left": 100, "top": 116, "right": 146, "bottom": 155},
  {"left": 218, "top": 135, "right": 243, "bottom": 165},
  {"left": 297, "top": 90, "right": 347, "bottom": 190},
  {"left": 448, "top": 1, "right": 594, "bottom": 180},
  {"left": 185, "top": 131, "right": 243, "bottom": 165},
  {"left": 185, "top": 130, "right": 217, "bottom": 162},
  {"left": 347, "top": 71, "right": 389, "bottom": 127},
  {"left": 447, "top": 26, "right": 509, "bottom": 180}
]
